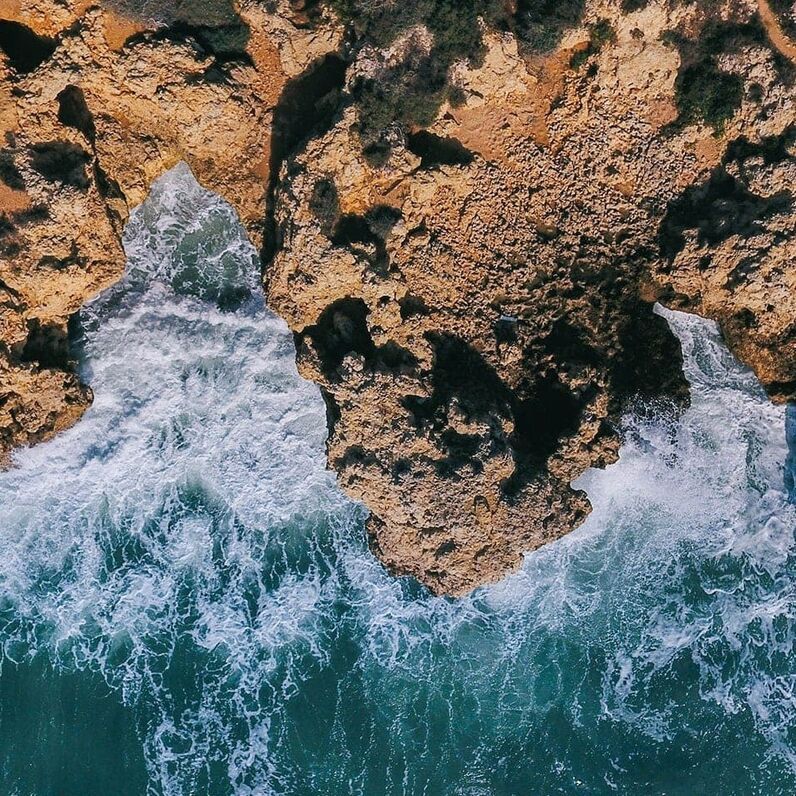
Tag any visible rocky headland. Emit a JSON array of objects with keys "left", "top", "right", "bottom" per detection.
[{"left": 1, "top": 0, "right": 794, "bottom": 593}]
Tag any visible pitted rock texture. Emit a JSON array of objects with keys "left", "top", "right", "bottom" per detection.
[
  {"left": 2, "top": 0, "right": 796, "bottom": 593},
  {"left": 266, "top": 98, "right": 694, "bottom": 593},
  {"left": 654, "top": 128, "right": 796, "bottom": 401},
  {"left": 0, "top": 0, "right": 341, "bottom": 454},
  {"left": 267, "top": 0, "right": 796, "bottom": 593}
]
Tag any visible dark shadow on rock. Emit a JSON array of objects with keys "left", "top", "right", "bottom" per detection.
[
  {"left": 57, "top": 86, "right": 96, "bottom": 143},
  {"left": 299, "top": 297, "right": 418, "bottom": 382},
  {"left": 659, "top": 128, "right": 794, "bottom": 262},
  {"left": 0, "top": 21, "right": 56, "bottom": 74},
  {"left": 262, "top": 53, "right": 348, "bottom": 267},
  {"left": 28, "top": 141, "right": 91, "bottom": 190},
  {"left": 406, "top": 131, "right": 474, "bottom": 169}
]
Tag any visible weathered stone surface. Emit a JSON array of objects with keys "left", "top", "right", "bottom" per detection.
[
  {"left": 267, "top": 1, "right": 796, "bottom": 593},
  {"left": 0, "top": 0, "right": 341, "bottom": 453},
  {"left": 653, "top": 129, "right": 796, "bottom": 401},
  {"left": 1, "top": 0, "right": 795, "bottom": 593}
]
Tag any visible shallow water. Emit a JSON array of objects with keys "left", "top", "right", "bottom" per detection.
[{"left": 1, "top": 164, "right": 794, "bottom": 795}]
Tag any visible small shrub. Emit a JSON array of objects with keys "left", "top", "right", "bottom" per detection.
[
  {"left": 569, "top": 18, "right": 615, "bottom": 70},
  {"left": 325, "top": 0, "right": 588, "bottom": 153},
  {"left": 675, "top": 61, "right": 743, "bottom": 133},
  {"left": 0, "top": 150, "right": 24, "bottom": 190},
  {"left": 769, "top": 0, "right": 796, "bottom": 39},
  {"left": 515, "top": 0, "right": 586, "bottom": 54},
  {"left": 365, "top": 205, "right": 401, "bottom": 238},
  {"left": 659, "top": 29, "right": 682, "bottom": 48},
  {"left": 309, "top": 178, "right": 340, "bottom": 236},
  {"left": 448, "top": 85, "right": 466, "bottom": 107},
  {"left": 569, "top": 48, "right": 590, "bottom": 69},
  {"left": 591, "top": 18, "right": 616, "bottom": 48},
  {"left": 665, "top": 18, "right": 777, "bottom": 134},
  {"left": 352, "top": 44, "right": 449, "bottom": 149}
]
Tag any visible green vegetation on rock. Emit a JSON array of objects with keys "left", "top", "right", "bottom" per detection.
[
  {"left": 329, "top": 0, "right": 587, "bottom": 157},
  {"left": 569, "top": 18, "right": 616, "bottom": 69},
  {"left": 309, "top": 177, "right": 341, "bottom": 236},
  {"left": 675, "top": 61, "right": 744, "bottom": 133},
  {"left": 663, "top": 20, "right": 778, "bottom": 134},
  {"left": 101, "top": 0, "right": 250, "bottom": 57},
  {"left": 769, "top": 0, "right": 796, "bottom": 39}
]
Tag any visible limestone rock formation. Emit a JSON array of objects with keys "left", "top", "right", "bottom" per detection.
[
  {"left": 0, "top": 0, "right": 341, "bottom": 452},
  {"left": 1, "top": 0, "right": 795, "bottom": 593},
  {"left": 654, "top": 129, "right": 796, "bottom": 401},
  {"left": 267, "top": 0, "right": 796, "bottom": 592}
]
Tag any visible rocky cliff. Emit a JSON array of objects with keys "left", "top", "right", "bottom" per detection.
[
  {"left": 0, "top": 0, "right": 341, "bottom": 456},
  {"left": 1, "top": 0, "right": 794, "bottom": 593}
]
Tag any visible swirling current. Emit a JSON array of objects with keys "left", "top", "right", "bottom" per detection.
[{"left": 1, "top": 164, "right": 795, "bottom": 795}]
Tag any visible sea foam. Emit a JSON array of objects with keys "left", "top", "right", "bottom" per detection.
[{"left": 0, "top": 164, "right": 794, "bottom": 795}]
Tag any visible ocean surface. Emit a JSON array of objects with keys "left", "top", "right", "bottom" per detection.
[{"left": 1, "top": 164, "right": 794, "bottom": 796}]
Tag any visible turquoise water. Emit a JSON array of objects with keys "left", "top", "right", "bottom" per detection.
[{"left": 1, "top": 164, "right": 794, "bottom": 795}]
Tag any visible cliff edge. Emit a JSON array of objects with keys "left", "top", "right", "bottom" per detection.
[{"left": 1, "top": 0, "right": 794, "bottom": 593}]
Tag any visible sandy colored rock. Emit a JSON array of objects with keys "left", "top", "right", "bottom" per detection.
[
  {"left": 2, "top": 0, "right": 795, "bottom": 593},
  {"left": 267, "top": 0, "right": 796, "bottom": 593},
  {"left": 1, "top": 0, "right": 342, "bottom": 456}
]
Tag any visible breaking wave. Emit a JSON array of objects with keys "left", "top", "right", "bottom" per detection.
[{"left": 0, "top": 164, "right": 794, "bottom": 795}]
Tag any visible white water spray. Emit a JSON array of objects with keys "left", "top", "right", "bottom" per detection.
[{"left": 0, "top": 164, "right": 794, "bottom": 795}]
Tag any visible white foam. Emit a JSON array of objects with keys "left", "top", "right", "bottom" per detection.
[
  {"left": 0, "top": 164, "right": 354, "bottom": 793},
  {"left": 0, "top": 164, "right": 794, "bottom": 793}
]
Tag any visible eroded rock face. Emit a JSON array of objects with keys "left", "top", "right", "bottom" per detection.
[
  {"left": 266, "top": 99, "right": 692, "bottom": 593},
  {"left": 0, "top": 0, "right": 342, "bottom": 453},
  {"left": 2, "top": 0, "right": 795, "bottom": 593},
  {"left": 267, "top": 0, "right": 796, "bottom": 592},
  {"left": 654, "top": 128, "right": 796, "bottom": 400}
]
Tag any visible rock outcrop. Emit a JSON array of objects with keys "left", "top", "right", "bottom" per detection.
[
  {"left": 267, "top": 0, "right": 796, "bottom": 592},
  {"left": 0, "top": 0, "right": 341, "bottom": 455},
  {"left": 2, "top": 0, "right": 795, "bottom": 592}
]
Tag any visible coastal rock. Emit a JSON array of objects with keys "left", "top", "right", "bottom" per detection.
[
  {"left": 267, "top": 0, "right": 796, "bottom": 592},
  {"left": 2, "top": 0, "right": 795, "bottom": 592},
  {"left": 0, "top": 0, "right": 341, "bottom": 453}
]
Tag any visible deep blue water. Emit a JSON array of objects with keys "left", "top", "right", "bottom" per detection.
[{"left": 0, "top": 164, "right": 794, "bottom": 795}]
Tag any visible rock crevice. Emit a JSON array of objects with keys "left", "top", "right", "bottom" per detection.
[{"left": 2, "top": 0, "right": 795, "bottom": 592}]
